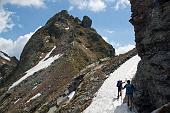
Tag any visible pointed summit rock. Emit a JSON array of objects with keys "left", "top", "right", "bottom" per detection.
[{"left": 81, "top": 16, "right": 92, "bottom": 28}]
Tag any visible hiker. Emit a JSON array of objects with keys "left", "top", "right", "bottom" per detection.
[
  {"left": 123, "top": 80, "right": 135, "bottom": 111},
  {"left": 116, "top": 80, "right": 124, "bottom": 99}
]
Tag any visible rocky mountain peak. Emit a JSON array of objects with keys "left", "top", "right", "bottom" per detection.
[
  {"left": 81, "top": 16, "right": 92, "bottom": 28},
  {"left": 0, "top": 10, "right": 117, "bottom": 113},
  {"left": 46, "top": 10, "right": 70, "bottom": 25},
  {"left": 46, "top": 10, "right": 92, "bottom": 29},
  {"left": 17, "top": 10, "right": 114, "bottom": 75}
]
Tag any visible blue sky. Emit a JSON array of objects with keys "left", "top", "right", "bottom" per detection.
[{"left": 0, "top": 0, "right": 135, "bottom": 58}]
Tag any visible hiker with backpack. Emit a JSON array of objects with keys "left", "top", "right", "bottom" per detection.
[
  {"left": 123, "top": 80, "right": 135, "bottom": 111},
  {"left": 116, "top": 80, "right": 125, "bottom": 99}
]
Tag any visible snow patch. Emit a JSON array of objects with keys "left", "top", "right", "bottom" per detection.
[
  {"left": 26, "top": 93, "right": 41, "bottom": 103},
  {"left": 32, "top": 85, "right": 38, "bottom": 90},
  {"left": 9, "top": 46, "right": 63, "bottom": 90},
  {"left": 83, "top": 55, "right": 141, "bottom": 113},
  {"left": 14, "top": 98, "right": 21, "bottom": 104},
  {"left": 46, "top": 40, "right": 49, "bottom": 43},
  {"left": 100, "top": 57, "right": 110, "bottom": 62},
  {"left": 0, "top": 52, "right": 10, "bottom": 61},
  {"left": 65, "top": 27, "right": 69, "bottom": 30},
  {"left": 68, "top": 91, "right": 75, "bottom": 100}
]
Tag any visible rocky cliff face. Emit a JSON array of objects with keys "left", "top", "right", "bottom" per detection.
[
  {"left": 0, "top": 51, "right": 18, "bottom": 95},
  {"left": 130, "top": 0, "right": 170, "bottom": 112},
  {"left": 0, "top": 10, "right": 118, "bottom": 113}
]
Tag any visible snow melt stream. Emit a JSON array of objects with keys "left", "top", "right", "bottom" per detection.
[
  {"left": 9, "top": 46, "right": 63, "bottom": 90},
  {"left": 83, "top": 55, "right": 141, "bottom": 113}
]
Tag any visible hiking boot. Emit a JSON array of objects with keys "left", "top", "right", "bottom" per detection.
[{"left": 129, "top": 107, "right": 132, "bottom": 111}]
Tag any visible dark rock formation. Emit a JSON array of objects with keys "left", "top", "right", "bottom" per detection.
[
  {"left": 0, "top": 10, "right": 115, "bottom": 113},
  {"left": 81, "top": 16, "right": 92, "bottom": 28},
  {"left": 130, "top": 0, "right": 170, "bottom": 112},
  {"left": 0, "top": 52, "right": 18, "bottom": 95},
  {"left": 152, "top": 103, "right": 170, "bottom": 113}
]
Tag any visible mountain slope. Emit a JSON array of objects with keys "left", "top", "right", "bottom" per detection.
[
  {"left": 0, "top": 10, "right": 139, "bottom": 113},
  {"left": 0, "top": 10, "right": 116, "bottom": 113},
  {"left": 83, "top": 55, "right": 140, "bottom": 113}
]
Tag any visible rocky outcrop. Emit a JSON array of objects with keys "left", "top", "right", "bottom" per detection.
[
  {"left": 0, "top": 10, "right": 115, "bottom": 113},
  {"left": 130, "top": 0, "right": 170, "bottom": 112},
  {"left": 81, "top": 16, "right": 92, "bottom": 28},
  {"left": 152, "top": 103, "right": 170, "bottom": 113},
  {"left": 0, "top": 51, "right": 18, "bottom": 95}
]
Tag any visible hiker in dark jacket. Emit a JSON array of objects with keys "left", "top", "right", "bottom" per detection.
[
  {"left": 123, "top": 80, "right": 135, "bottom": 111},
  {"left": 116, "top": 80, "right": 124, "bottom": 99}
]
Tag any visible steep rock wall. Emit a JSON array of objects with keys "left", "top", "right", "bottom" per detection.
[{"left": 130, "top": 0, "right": 170, "bottom": 113}]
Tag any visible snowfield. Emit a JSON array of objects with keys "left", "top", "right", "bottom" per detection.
[
  {"left": 9, "top": 46, "right": 63, "bottom": 90},
  {"left": 83, "top": 55, "right": 141, "bottom": 113}
]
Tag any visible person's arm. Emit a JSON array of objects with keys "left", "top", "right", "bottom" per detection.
[{"left": 123, "top": 84, "right": 126, "bottom": 89}]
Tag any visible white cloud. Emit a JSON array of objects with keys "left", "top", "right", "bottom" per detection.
[
  {"left": 115, "top": 44, "right": 135, "bottom": 55},
  {"left": 104, "top": 29, "right": 115, "bottom": 34},
  {"left": 0, "top": 0, "right": 46, "bottom": 33},
  {"left": 3, "top": 0, "right": 45, "bottom": 8},
  {"left": 111, "top": 42, "right": 120, "bottom": 48},
  {"left": 69, "top": 0, "right": 106, "bottom": 12},
  {"left": 68, "top": 0, "right": 130, "bottom": 12},
  {"left": 0, "top": 33, "right": 33, "bottom": 59},
  {"left": 0, "top": 26, "right": 41, "bottom": 59},
  {"left": 68, "top": 6, "right": 74, "bottom": 12},
  {"left": 0, "top": 10, "right": 14, "bottom": 33},
  {"left": 114, "top": 0, "right": 130, "bottom": 10}
]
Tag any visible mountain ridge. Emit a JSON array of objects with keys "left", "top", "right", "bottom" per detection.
[{"left": 0, "top": 10, "right": 121, "bottom": 113}]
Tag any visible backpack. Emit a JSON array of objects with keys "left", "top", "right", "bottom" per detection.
[
  {"left": 117, "top": 81, "right": 122, "bottom": 87},
  {"left": 125, "top": 84, "right": 135, "bottom": 94}
]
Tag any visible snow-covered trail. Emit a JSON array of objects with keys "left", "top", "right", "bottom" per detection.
[{"left": 83, "top": 55, "right": 141, "bottom": 113}]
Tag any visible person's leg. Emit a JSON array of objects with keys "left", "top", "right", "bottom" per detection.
[
  {"left": 127, "top": 95, "right": 130, "bottom": 107},
  {"left": 117, "top": 89, "right": 119, "bottom": 99},
  {"left": 117, "top": 88, "right": 121, "bottom": 99},
  {"left": 131, "top": 95, "right": 133, "bottom": 107},
  {"left": 129, "top": 94, "right": 133, "bottom": 111},
  {"left": 120, "top": 89, "right": 122, "bottom": 102}
]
